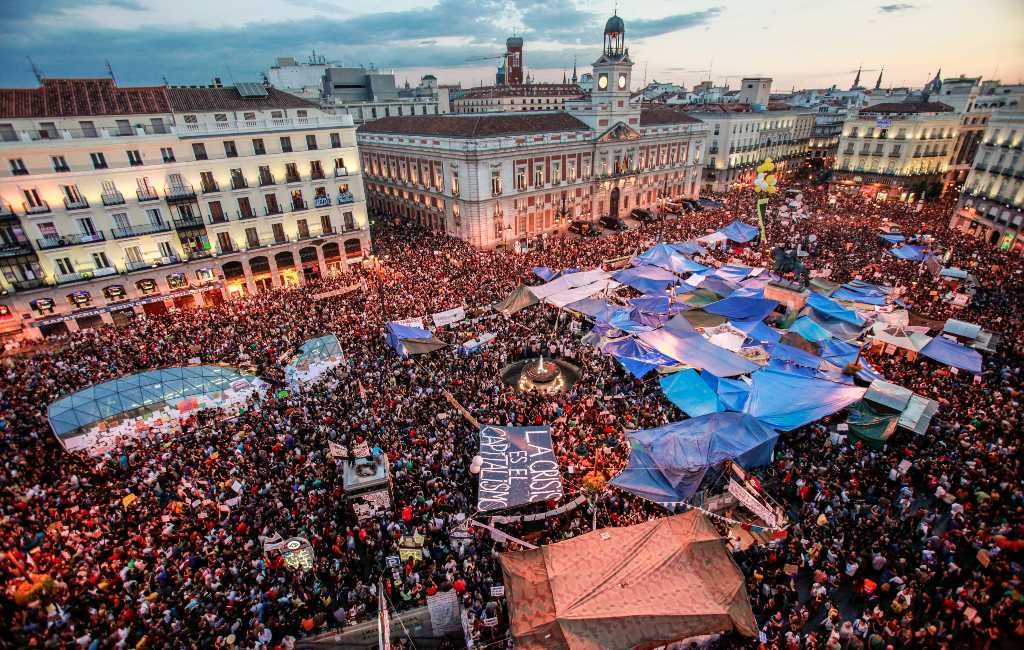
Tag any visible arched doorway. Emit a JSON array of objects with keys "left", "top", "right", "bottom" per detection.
[
  {"left": 221, "top": 260, "right": 247, "bottom": 297},
  {"left": 609, "top": 187, "right": 620, "bottom": 218},
  {"left": 344, "top": 238, "right": 362, "bottom": 259},
  {"left": 249, "top": 256, "right": 272, "bottom": 293},
  {"left": 322, "top": 242, "right": 343, "bottom": 274},
  {"left": 274, "top": 251, "right": 299, "bottom": 287},
  {"left": 989, "top": 230, "right": 1002, "bottom": 246},
  {"left": 299, "top": 246, "right": 320, "bottom": 282}
]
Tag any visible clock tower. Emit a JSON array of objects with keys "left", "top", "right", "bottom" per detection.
[{"left": 591, "top": 12, "right": 635, "bottom": 123}]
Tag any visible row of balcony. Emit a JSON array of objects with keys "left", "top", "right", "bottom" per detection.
[
  {"left": 979, "top": 166, "right": 1024, "bottom": 180},
  {"left": 4, "top": 116, "right": 354, "bottom": 143}
]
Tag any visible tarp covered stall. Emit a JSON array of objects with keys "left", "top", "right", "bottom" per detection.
[
  {"left": 637, "top": 329, "right": 760, "bottom": 377},
  {"left": 730, "top": 318, "right": 782, "bottom": 345},
  {"left": 636, "top": 243, "right": 709, "bottom": 274},
  {"left": 704, "top": 296, "right": 779, "bottom": 321},
  {"left": 679, "top": 309, "right": 729, "bottom": 329},
  {"left": 603, "top": 338, "right": 677, "bottom": 379},
  {"left": 611, "top": 413, "right": 778, "bottom": 503},
  {"left": 386, "top": 322, "right": 445, "bottom": 358},
  {"left": 676, "top": 288, "right": 721, "bottom": 307},
  {"left": 564, "top": 297, "right": 617, "bottom": 319},
  {"left": 672, "top": 241, "right": 708, "bottom": 256},
  {"left": 787, "top": 316, "right": 834, "bottom": 343},
  {"left": 531, "top": 269, "right": 610, "bottom": 300},
  {"left": 545, "top": 279, "right": 620, "bottom": 308},
  {"left": 659, "top": 369, "right": 723, "bottom": 417},
  {"left": 898, "top": 394, "right": 940, "bottom": 434},
  {"left": 888, "top": 245, "right": 927, "bottom": 261},
  {"left": 612, "top": 265, "right": 678, "bottom": 294},
  {"left": 805, "top": 292, "right": 865, "bottom": 327},
  {"left": 833, "top": 282, "right": 888, "bottom": 306},
  {"left": 696, "top": 231, "right": 729, "bottom": 248},
  {"left": 717, "top": 220, "right": 760, "bottom": 243},
  {"left": 501, "top": 511, "right": 757, "bottom": 650},
  {"left": 870, "top": 324, "right": 932, "bottom": 353},
  {"left": 863, "top": 379, "right": 912, "bottom": 411},
  {"left": 943, "top": 318, "right": 982, "bottom": 340},
  {"left": 921, "top": 336, "right": 983, "bottom": 374},
  {"left": 846, "top": 401, "right": 899, "bottom": 449},
  {"left": 495, "top": 286, "right": 540, "bottom": 316},
  {"left": 939, "top": 267, "right": 969, "bottom": 280},
  {"left": 284, "top": 334, "right": 345, "bottom": 387},
  {"left": 743, "top": 367, "right": 866, "bottom": 431}
]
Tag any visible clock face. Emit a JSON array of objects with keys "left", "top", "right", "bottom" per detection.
[
  {"left": 617, "top": 73, "right": 627, "bottom": 90},
  {"left": 597, "top": 74, "right": 609, "bottom": 90}
]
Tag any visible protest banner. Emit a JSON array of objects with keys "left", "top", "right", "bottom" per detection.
[{"left": 476, "top": 425, "right": 563, "bottom": 512}]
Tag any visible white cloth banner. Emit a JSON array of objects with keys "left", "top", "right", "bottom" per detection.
[
  {"left": 432, "top": 306, "right": 467, "bottom": 327},
  {"left": 427, "top": 590, "right": 462, "bottom": 634},
  {"left": 728, "top": 479, "right": 779, "bottom": 528}
]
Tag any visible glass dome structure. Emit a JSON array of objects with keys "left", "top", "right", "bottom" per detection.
[
  {"left": 47, "top": 365, "right": 259, "bottom": 439},
  {"left": 284, "top": 335, "right": 345, "bottom": 385}
]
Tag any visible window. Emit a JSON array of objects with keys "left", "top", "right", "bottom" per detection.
[
  {"left": 310, "top": 160, "right": 325, "bottom": 180},
  {"left": 38, "top": 221, "right": 58, "bottom": 239},
  {"left": 280, "top": 136, "right": 292, "bottom": 153},
  {"left": 551, "top": 160, "right": 561, "bottom": 184},
  {"left": 243, "top": 112, "right": 256, "bottom": 121},
  {"left": 297, "top": 110, "right": 308, "bottom": 118},
  {"left": 296, "top": 219, "right": 310, "bottom": 239},
  {"left": 92, "top": 251, "right": 111, "bottom": 269},
  {"left": 224, "top": 141, "right": 238, "bottom": 158},
  {"left": 51, "top": 155, "right": 69, "bottom": 172},
  {"left": 264, "top": 194, "right": 281, "bottom": 214},
  {"left": 238, "top": 196, "right": 254, "bottom": 218},
  {"left": 216, "top": 231, "right": 234, "bottom": 253},
  {"left": 272, "top": 223, "right": 287, "bottom": 244},
  {"left": 258, "top": 165, "right": 274, "bottom": 185},
  {"left": 209, "top": 200, "right": 225, "bottom": 223},
  {"left": 150, "top": 117, "right": 167, "bottom": 134},
  {"left": 160, "top": 147, "right": 175, "bottom": 163},
  {"left": 62, "top": 184, "right": 85, "bottom": 207},
  {"left": 491, "top": 166, "right": 502, "bottom": 195},
  {"left": 533, "top": 164, "right": 543, "bottom": 187},
  {"left": 9, "top": 159, "right": 28, "bottom": 175},
  {"left": 90, "top": 152, "right": 107, "bottom": 169},
  {"left": 192, "top": 143, "right": 208, "bottom": 161},
  {"left": 116, "top": 119, "right": 132, "bottom": 136},
  {"left": 515, "top": 167, "right": 526, "bottom": 190},
  {"left": 230, "top": 168, "right": 247, "bottom": 190},
  {"left": 127, "top": 149, "right": 143, "bottom": 166},
  {"left": 343, "top": 211, "right": 355, "bottom": 231},
  {"left": 79, "top": 121, "right": 98, "bottom": 137},
  {"left": 214, "top": 114, "right": 228, "bottom": 123},
  {"left": 125, "top": 246, "right": 143, "bottom": 264},
  {"left": 77, "top": 217, "right": 97, "bottom": 236},
  {"left": 112, "top": 213, "right": 130, "bottom": 231},
  {"left": 320, "top": 214, "right": 333, "bottom": 234},
  {"left": 452, "top": 164, "right": 459, "bottom": 196},
  {"left": 330, "top": 133, "right": 341, "bottom": 148},
  {"left": 245, "top": 227, "right": 259, "bottom": 248},
  {"left": 271, "top": 111, "right": 283, "bottom": 119},
  {"left": 146, "top": 208, "right": 164, "bottom": 225},
  {"left": 200, "top": 171, "right": 218, "bottom": 193},
  {"left": 55, "top": 257, "right": 75, "bottom": 276},
  {"left": 306, "top": 134, "right": 318, "bottom": 150},
  {"left": 334, "top": 157, "right": 347, "bottom": 174},
  {"left": 252, "top": 138, "right": 266, "bottom": 155},
  {"left": 285, "top": 162, "right": 300, "bottom": 183}
]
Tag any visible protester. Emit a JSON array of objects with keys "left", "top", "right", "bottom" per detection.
[{"left": 1, "top": 176, "right": 1022, "bottom": 649}]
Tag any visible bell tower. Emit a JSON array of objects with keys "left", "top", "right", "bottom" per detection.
[{"left": 591, "top": 12, "right": 635, "bottom": 122}]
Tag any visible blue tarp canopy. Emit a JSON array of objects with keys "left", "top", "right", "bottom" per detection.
[
  {"left": 879, "top": 233, "right": 905, "bottom": 244},
  {"left": 532, "top": 266, "right": 556, "bottom": 282},
  {"left": 806, "top": 292, "right": 865, "bottom": 327},
  {"left": 943, "top": 318, "right": 981, "bottom": 339},
  {"left": 889, "top": 245, "right": 927, "bottom": 261},
  {"left": 940, "top": 267, "right": 969, "bottom": 280},
  {"left": 386, "top": 322, "right": 443, "bottom": 358},
  {"left": 788, "top": 316, "right": 834, "bottom": 343},
  {"left": 672, "top": 241, "right": 707, "bottom": 256},
  {"left": 565, "top": 297, "right": 617, "bottom": 318},
  {"left": 601, "top": 309, "right": 655, "bottom": 334},
  {"left": 629, "top": 295, "right": 676, "bottom": 315},
  {"left": 701, "top": 372, "right": 751, "bottom": 411},
  {"left": 660, "top": 369, "right": 722, "bottom": 417},
  {"left": 921, "top": 336, "right": 983, "bottom": 374},
  {"left": 603, "top": 338, "right": 676, "bottom": 378},
  {"left": 765, "top": 342, "right": 823, "bottom": 369},
  {"left": 610, "top": 413, "right": 778, "bottom": 504},
  {"left": 832, "top": 282, "right": 888, "bottom": 306},
  {"left": 637, "top": 329, "right": 759, "bottom": 377},
  {"left": 731, "top": 318, "right": 782, "bottom": 345},
  {"left": 696, "top": 277, "right": 739, "bottom": 298},
  {"left": 743, "top": 366, "right": 866, "bottom": 431},
  {"left": 704, "top": 296, "right": 779, "bottom": 321},
  {"left": 717, "top": 220, "right": 760, "bottom": 243},
  {"left": 636, "top": 243, "right": 709, "bottom": 274},
  {"left": 707, "top": 265, "right": 755, "bottom": 284},
  {"left": 612, "top": 265, "right": 678, "bottom": 294},
  {"left": 817, "top": 338, "right": 861, "bottom": 368}
]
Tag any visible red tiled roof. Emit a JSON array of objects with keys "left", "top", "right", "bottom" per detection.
[
  {"left": 639, "top": 107, "right": 701, "bottom": 125},
  {"left": 166, "top": 86, "right": 318, "bottom": 112},
  {"left": 861, "top": 101, "right": 954, "bottom": 114},
  {"left": 357, "top": 112, "right": 591, "bottom": 138},
  {"left": 0, "top": 78, "right": 171, "bottom": 119}
]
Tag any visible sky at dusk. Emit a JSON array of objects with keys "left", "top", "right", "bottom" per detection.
[{"left": 1, "top": 0, "right": 1022, "bottom": 92}]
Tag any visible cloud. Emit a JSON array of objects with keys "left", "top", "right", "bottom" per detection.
[
  {"left": 877, "top": 3, "right": 916, "bottom": 13},
  {"left": 2, "top": 0, "right": 146, "bottom": 24},
  {"left": 0, "top": 2, "right": 725, "bottom": 86}
]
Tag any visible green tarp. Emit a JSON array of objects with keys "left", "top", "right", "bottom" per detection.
[{"left": 846, "top": 401, "right": 899, "bottom": 449}]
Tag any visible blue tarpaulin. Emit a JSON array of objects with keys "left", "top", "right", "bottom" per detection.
[
  {"left": 612, "top": 265, "right": 678, "bottom": 294},
  {"left": 603, "top": 338, "right": 676, "bottom": 378},
  {"left": 637, "top": 329, "right": 760, "bottom": 377},
  {"left": 764, "top": 342, "right": 822, "bottom": 368},
  {"left": 386, "top": 322, "right": 442, "bottom": 359},
  {"left": 636, "top": 243, "right": 709, "bottom": 274},
  {"left": 832, "top": 282, "right": 888, "bottom": 306},
  {"left": 629, "top": 295, "right": 676, "bottom": 314},
  {"left": 743, "top": 366, "right": 866, "bottom": 431},
  {"left": 806, "top": 292, "right": 865, "bottom": 327},
  {"left": 717, "top": 220, "right": 760, "bottom": 243},
  {"left": 708, "top": 265, "right": 755, "bottom": 284},
  {"left": 664, "top": 313, "right": 697, "bottom": 336},
  {"left": 879, "top": 233, "right": 905, "bottom": 244},
  {"left": 921, "top": 336, "right": 983, "bottom": 374},
  {"left": 889, "top": 245, "right": 927, "bottom": 261},
  {"left": 565, "top": 297, "right": 617, "bottom": 318},
  {"left": 700, "top": 370, "right": 751, "bottom": 411},
  {"left": 697, "top": 277, "right": 740, "bottom": 298},
  {"left": 610, "top": 413, "right": 778, "bottom": 504},
  {"left": 788, "top": 316, "right": 834, "bottom": 343},
  {"left": 630, "top": 309, "right": 669, "bottom": 329},
  {"left": 672, "top": 241, "right": 707, "bottom": 256},
  {"left": 705, "top": 296, "right": 779, "bottom": 321},
  {"left": 817, "top": 339, "right": 861, "bottom": 368},
  {"left": 731, "top": 318, "right": 782, "bottom": 345},
  {"left": 599, "top": 309, "right": 655, "bottom": 334},
  {"left": 532, "top": 266, "right": 556, "bottom": 282},
  {"left": 660, "top": 369, "right": 722, "bottom": 417}
]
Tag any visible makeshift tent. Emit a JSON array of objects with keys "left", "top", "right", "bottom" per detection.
[
  {"left": 660, "top": 369, "right": 723, "bottom": 417},
  {"left": 817, "top": 338, "right": 862, "bottom": 368},
  {"left": 899, "top": 394, "right": 940, "bottom": 434},
  {"left": 636, "top": 243, "right": 709, "bottom": 274},
  {"left": 730, "top": 318, "right": 782, "bottom": 345},
  {"left": 495, "top": 286, "right": 540, "bottom": 316},
  {"left": 564, "top": 297, "right": 616, "bottom": 319},
  {"left": 665, "top": 313, "right": 697, "bottom": 336},
  {"left": 672, "top": 241, "right": 707, "bottom": 256},
  {"left": 833, "top": 282, "right": 888, "bottom": 306},
  {"left": 706, "top": 264, "right": 755, "bottom": 284},
  {"left": 787, "top": 316, "right": 833, "bottom": 343},
  {"left": 284, "top": 335, "right": 345, "bottom": 386},
  {"left": 879, "top": 233, "right": 905, "bottom": 244},
  {"left": 612, "top": 265, "right": 678, "bottom": 294},
  {"left": 764, "top": 342, "right": 822, "bottom": 369},
  {"left": 870, "top": 324, "right": 932, "bottom": 353},
  {"left": 676, "top": 287, "right": 720, "bottom": 307},
  {"left": 603, "top": 338, "right": 677, "bottom": 378},
  {"left": 629, "top": 294, "right": 678, "bottom": 315},
  {"left": 943, "top": 318, "right": 982, "bottom": 340},
  {"left": 697, "top": 277, "right": 740, "bottom": 299},
  {"left": 637, "top": 329, "right": 760, "bottom": 377},
  {"left": 611, "top": 413, "right": 778, "bottom": 503},
  {"left": 846, "top": 401, "right": 899, "bottom": 449},
  {"left": 939, "top": 267, "right": 969, "bottom": 280},
  {"left": 704, "top": 296, "right": 778, "bottom": 321},
  {"left": 679, "top": 309, "right": 729, "bottom": 329},
  {"left": 696, "top": 231, "right": 729, "bottom": 247},
  {"left": 545, "top": 279, "right": 620, "bottom": 308},
  {"left": 386, "top": 322, "right": 445, "bottom": 358},
  {"left": 863, "top": 379, "right": 912, "bottom": 411},
  {"left": 888, "top": 245, "right": 927, "bottom": 261},
  {"left": 808, "top": 277, "right": 840, "bottom": 296},
  {"left": 921, "top": 336, "right": 983, "bottom": 374},
  {"left": 718, "top": 220, "right": 760, "bottom": 243},
  {"left": 704, "top": 323, "right": 749, "bottom": 352},
  {"left": 531, "top": 269, "right": 609, "bottom": 300},
  {"left": 805, "top": 293, "right": 865, "bottom": 327},
  {"left": 532, "top": 266, "right": 556, "bottom": 282},
  {"left": 599, "top": 309, "right": 654, "bottom": 334},
  {"left": 700, "top": 371, "right": 751, "bottom": 411},
  {"left": 501, "top": 511, "right": 757, "bottom": 650},
  {"left": 743, "top": 366, "right": 866, "bottom": 431}
]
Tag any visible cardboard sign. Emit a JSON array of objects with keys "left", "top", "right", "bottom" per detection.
[{"left": 490, "top": 585, "right": 505, "bottom": 597}]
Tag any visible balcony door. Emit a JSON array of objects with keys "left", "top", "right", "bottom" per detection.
[{"left": 77, "top": 217, "right": 97, "bottom": 236}]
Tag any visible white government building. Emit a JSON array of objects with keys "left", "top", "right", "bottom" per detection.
[{"left": 0, "top": 78, "right": 370, "bottom": 339}]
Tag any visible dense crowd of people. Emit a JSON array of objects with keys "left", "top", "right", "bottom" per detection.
[{"left": 1, "top": 179, "right": 1021, "bottom": 650}]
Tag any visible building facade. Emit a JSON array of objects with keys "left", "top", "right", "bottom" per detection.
[
  {"left": 0, "top": 78, "right": 370, "bottom": 339},
  {"left": 450, "top": 84, "right": 585, "bottom": 114},
  {"left": 356, "top": 14, "right": 706, "bottom": 249},
  {"left": 831, "top": 102, "right": 960, "bottom": 201},
  {"left": 949, "top": 107, "right": 1024, "bottom": 252}
]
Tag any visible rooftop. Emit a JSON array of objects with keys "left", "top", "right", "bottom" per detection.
[
  {"left": 0, "top": 78, "right": 319, "bottom": 119},
  {"left": 457, "top": 83, "right": 586, "bottom": 101},
  {"left": 638, "top": 106, "right": 702, "bottom": 126},
  {"left": 860, "top": 101, "right": 955, "bottom": 114},
  {"left": 357, "top": 112, "right": 591, "bottom": 138},
  {"left": 680, "top": 102, "right": 800, "bottom": 114}
]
